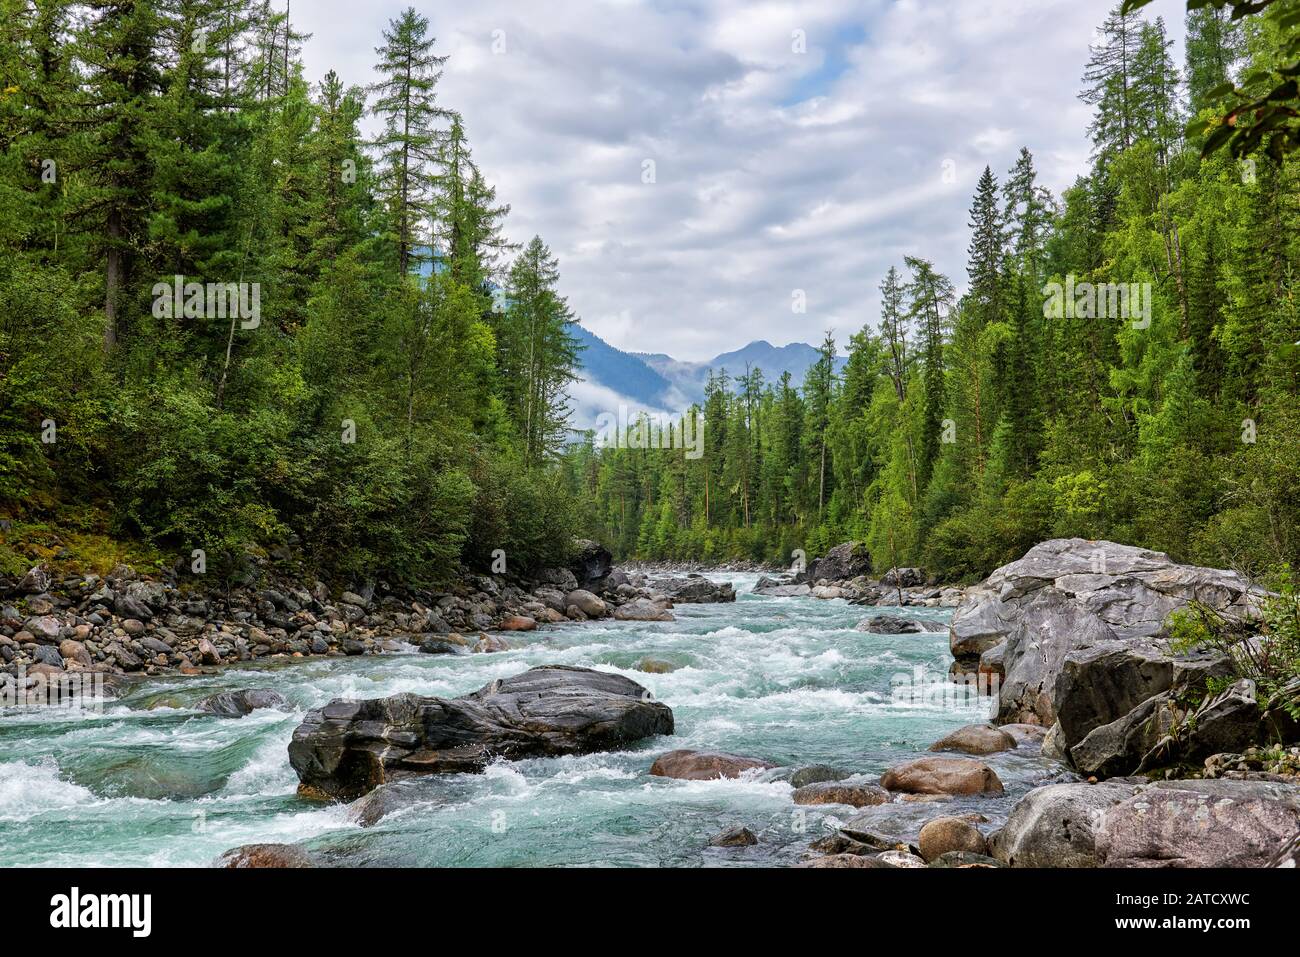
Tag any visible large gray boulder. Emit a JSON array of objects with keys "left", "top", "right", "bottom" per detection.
[
  {"left": 991, "top": 782, "right": 1138, "bottom": 867},
  {"left": 289, "top": 666, "right": 673, "bottom": 801},
  {"left": 948, "top": 540, "right": 1257, "bottom": 735},
  {"left": 806, "top": 542, "right": 872, "bottom": 583},
  {"left": 1096, "top": 780, "right": 1300, "bottom": 868},
  {"left": 654, "top": 576, "right": 736, "bottom": 604},
  {"left": 569, "top": 540, "right": 613, "bottom": 586}
]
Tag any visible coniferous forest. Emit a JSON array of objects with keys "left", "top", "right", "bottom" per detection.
[
  {"left": 2, "top": 0, "right": 1299, "bottom": 587},
  {"left": 574, "top": 1, "right": 1300, "bottom": 580}
]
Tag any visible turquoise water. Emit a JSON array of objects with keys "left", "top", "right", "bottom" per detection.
[{"left": 0, "top": 574, "right": 1065, "bottom": 867}]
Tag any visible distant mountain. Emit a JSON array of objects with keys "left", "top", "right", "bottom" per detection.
[
  {"left": 567, "top": 325, "right": 846, "bottom": 430},
  {"left": 636, "top": 339, "right": 845, "bottom": 404}
]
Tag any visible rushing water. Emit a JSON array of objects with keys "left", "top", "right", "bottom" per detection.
[{"left": 0, "top": 574, "right": 1069, "bottom": 867}]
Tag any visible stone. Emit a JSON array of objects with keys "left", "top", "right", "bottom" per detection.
[
  {"left": 929, "top": 851, "right": 1005, "bottom": 868},
  {"left": 198, "top": 688, "right": 289, "bottom": 718},
  {"left": 564, "top": 589, "right": 607, "bottom": 618},
  {"left": 474, "top": 633, "right": 512, "bottom": 653},
  {"left": 917, "top": 817, "right": 988, "bottom": 862},
  {"left": 855, "top": 614, "right": 923, "bottom": 634},
  {"left": 613, "top": 598, "right": 674, "bottom": 622},
  {"left": 290, "top": 666, "right": 673, "bottom": 800},
  {"left": 797, "top": 853, "right": 895, "bottom": 868},
  {"left": 31, "top": 645, "right": 64, "bottom": 668},
  {"left": 881, "top": 567, "right": 926, "bottom": 588},
  {"left": 806, "top": 542, "right": 872, "bottom": 582},
  {"left": 419, "top": 637, "right": 467, "bottom": 655},
  {"left": 197, "top": 638, "right": 220, "bottom": 665},
  {"left": 1268, "top": 830, "right": 1300, "bottom": 868},
  {"left": 121, "top": 618, "right": 146, "bottom": 636},
  {"left": 877, "top": 849, "right": 927, "bottom": 868},
  {"left": 633, "top": 658, "right": 677, "bottom": 674},
  {"left": 649, "top": 749, "right": 775, "bottom": 781},
  {"left": 928, "top": 724, "right": 1017, "bottom": 756},
  {"left": 793, "top": 781, "right": 890, "bottom": 808},
  {"left": 789, "top": 765, "right": 851, "bottom": 788},
  {"left": 709, "top": 825, "right": 757, "bottom": 847},
  {"left": 879, "top": 756, "right": 1003, "bottom": 795},
  {"left": 947, "top": 540, "right": 1255, "bottom": 728},
  {"left": 58, "top": 639, "right": 92, "bottom": 668},
  {"left": 216, "top": 843, "right": 313, "bottom": 868},
  {"left": 999, "top": 722, "right": 1048, "bottom": 745},
  {"left": 1136, "top": 678, "right": 1267, "bottom": 774},
  {"left": 1096, "top": 780, "right": 1300, "bottom": 868},
  {"left": 570, "top": 540, "right": 613, "bottom": 585},
  {"left": 656, "top": 576, "right": 736, "bottom": 603},
  {"left": 19, "top": 565, "right": 51, "bottom": 594},
  {"left": 991, "top": 782, "right": 1137, "bottom": 867},
  {"left": 22, "top": 616, "right": 61, "bottom": 642},
  {"left": 497, "top": 615, "right": 537, "bottom": 632},
  {"left": 752, "top": 583, "right": 811, "bottom": 598}
]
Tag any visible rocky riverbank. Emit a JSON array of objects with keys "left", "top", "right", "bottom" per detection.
[
  {"left": 793, "top": 538, "right": 1300, "bottom": 868},
  {"left": 0, "top": 540, "right": 738, "bottom": 691}
]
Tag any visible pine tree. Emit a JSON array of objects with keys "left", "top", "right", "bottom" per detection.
[
  {"left": 1080, "top": 4, "right": 1145, "bottom": 162},
  {"left": 370, "top": 6, "right": 451, "bottom": 278}
]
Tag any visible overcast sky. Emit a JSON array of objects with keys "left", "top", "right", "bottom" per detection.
[{"left": 293, "top": 0, "right": 1188, "bottom": 361}]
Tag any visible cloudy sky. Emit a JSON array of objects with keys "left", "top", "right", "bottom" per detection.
[{"left": 293, "top": 0, "right": 1188, "bottom": 361}]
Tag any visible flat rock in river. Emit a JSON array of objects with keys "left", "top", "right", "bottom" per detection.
[
  {"left": 879, "top": 756, "right": 1004, "bottom": 795},
  {"left": 289, "top": 665, "right": 673, "bottom": 801},
  {"left": 649, "top": 749, "right": 775, "bottom": 780}
]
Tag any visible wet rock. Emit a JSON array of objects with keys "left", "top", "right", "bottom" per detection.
[
  {"left": 1096, "top": 780, "right": 1300, "bottom": 868},
  {"left": 419, "top": 636, "right": 468, "bottom": 655},
  {"left": 657, "top": 576, "right": 736, "bottom": 604},
  {"left": 999, "top": 722, "right": 1047, "bottom": 746},
  {"left": 753, "top": 582, "right": 811, "bottom": 598},
  {"left": 798, "top": 853, "right": 895, "bottom": 868},
  {"left": 991, "top": 781, "right": 1139, "bottom": 867},
  {"left": 216, "top": 843, "right": 314, "bottom": 868},
  {"left": 880, "top": 756, "right": 1003, "bottom": 796},
  {"left": 709, "top": 825, "right": 758, "bottom": 847},
  {"left": 633, "top": 658, "right": 677, "bottom": 674},
  {"left": 649, "top": 749, "right": 775, "bottom": 781},
  {"left": 877, "top": 849, "right": 927, "bottom": 868},
  {"left": 473, "top": 633, "right": 512, "bottom": 653},
  {"left": 497, "top": 615, "right": 537, "bottom": 632},
  {"left": 855, "top": 614, "right": 923, "bottom": 634},
  {"left": 346, "top": 780, "right": 437, "bottom": 827},
  {"left": 789, "top": 765, "right": 851, "bottom": 788},
  {"left": 928, "top": 724, "right": 1017, "bottom": 756},
  {"left": 564, "top": 589, "right": 607, "bottom": 618},
  {"left": 612, "top": 597, "right": 674, "bottom": 622},
  {"left": 929, "top": 851, "right": 1004, "bottom": 868},
  {"left": 917, "top": 817, "right": 988, "bottom": 862},
  {"left": 290, "top": 666, "right": 674, "bottom": 800},
  {"left": 793, "top": 781, "right": 890, "bottom": 808},
  {"left": 198, "top": 688, "right": 288, "bottom": 718},
  {"left": 806, "top": 542, "right": 872, "bottom": 582}
]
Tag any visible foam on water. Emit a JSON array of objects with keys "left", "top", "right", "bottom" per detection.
[{"left": 0, "top": 572, "right": 1063, "bottom": 867}]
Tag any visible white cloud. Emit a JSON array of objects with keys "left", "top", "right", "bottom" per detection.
[{"left": 293, "top": 0, "right": 1190, "bottom": 360}]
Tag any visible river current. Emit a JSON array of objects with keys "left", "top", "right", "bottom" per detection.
[{"left": 0, "top": 573, "right": 1067, "bottom": 867}]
